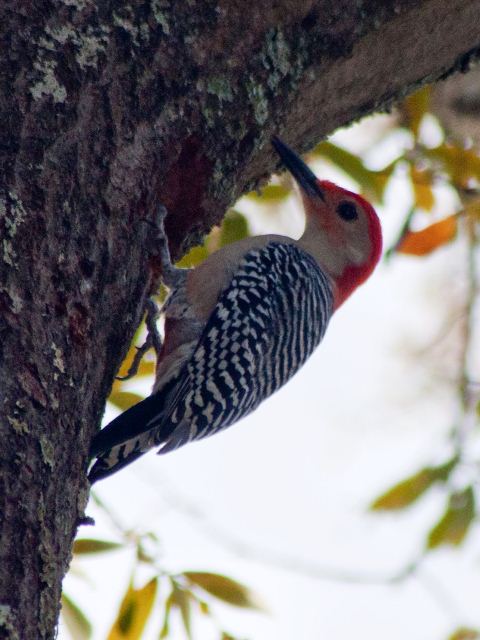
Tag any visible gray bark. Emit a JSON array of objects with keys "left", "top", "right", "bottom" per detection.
[{"left": 0, "top": 1, "right": 479, "bottom": 637}]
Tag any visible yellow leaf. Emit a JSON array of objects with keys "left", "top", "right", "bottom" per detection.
[
  {"left": 61, "top": 593, "right": 92, "bottom": 640},
  {"left": 427, "top": 487, "right": 475, "bottom": 548},
  {"left": 410, "top": 165, "right": 435, "bottom": 210},
  {"left": 108, "top": 578, "right": 158, "bottom": 640},
  {"left": 159, "top": 592, "right": 174, "bottom": 639},
  {"left": 402, "top": 86, "right": 431, "bottom": 137},
  {"left": 396, "top": 215, "right": 457, "bottom": 256},
  {"left": 133, "top": 358, "right": 156, "bottom": 378},
  {"left": 424, "top": 143, "right": 480, "bottom": 188},
  {"left": 184, "top": 572, "right": 260, "bottom": 609},
  {"left": 108, "top": 391, "right": 144, "bottom": 411},
  {"left": 465, "top": 199, "right": 480, "bottom": 221},
  {"left": 171, "top": 587, "right": 192, "bottom": 640},
  {"left": 114, "top": 353, "right": 155, "bottom": 386},
  {"left": 117, "top": 344, "right": 145, "bottom": 381}
]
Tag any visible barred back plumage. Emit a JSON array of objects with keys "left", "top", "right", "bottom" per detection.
[
  {"left": 88, "top": 242, "right": 333, "bottom": 482},
  {"left": 152, "top": 242, "right": 333, "bottom": 450}
]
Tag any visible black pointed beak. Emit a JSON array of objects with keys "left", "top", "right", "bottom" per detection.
[{"left": 271, "top": 136, "right": 325, "bottom": 201}]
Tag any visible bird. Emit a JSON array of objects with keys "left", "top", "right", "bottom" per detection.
[{"left": 88, "top": 136, "right": 382, "bottom": 483}]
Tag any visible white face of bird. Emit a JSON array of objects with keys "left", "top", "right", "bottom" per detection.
[
  {"left": 272, "top": 136, "right": 382, "bottom": 306},
  {"left": 300, "top": 181, "right": 381, "bottom": 274}
]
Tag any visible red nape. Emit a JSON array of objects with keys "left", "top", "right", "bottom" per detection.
[{"left": 334, "top": 261, "right": 374, "bottom": 309}]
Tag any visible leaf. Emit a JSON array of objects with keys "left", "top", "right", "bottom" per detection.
[
  {"left": 108, "top": 577, "right": 158, "bottom": 639},
  {"left": 219, "top": 210, "right": 249, "bottom": 247},
  {"left": 130, "top": 358, "right": 156, "bottom": 378},
  {"left": 396, "top": 215, "right": 457, "bottom": 256},
  {"left": 448, "top": 627, "right": 480, "bottom": 640},
  {"left": 109, "top": 391, "right": 144, "bottom": 411},
  {"left": 184, "top": 572, "right": 260, "bottom": 609},
  {"left": 176, "top": 244, "right": 209, "bottom": 268},
  {"left": 427, "top": 486, "right": 475, "bottom": 549},
  {"left": 311, "top": 142, "right": 391, "bottom": 201},
  {"left": 73, "top": 539, "right": 123, "bottom": 555},
  {"left": 245, "top": 184, "right": 291, "bottom": 203},
  {"left": 61, "top": 593, "right": 92, "bottom": 640},
  {"left": 171, "top": 586, "right": 192, "bottom": 640},
  {"left": 423, "top": 143, "right": 480, "bottom": 188},
  {"left": 159, "top": 591, "right": 175, "bottom": 639},
  {"left": 465, "top": 199, "right": 480, "bottom": 222},
  {"left": 402, "top": 86, "right": 431, "bottom": 137},
  {"left": 371, "top": 459, "right": 456, "bottom": 510},
  {"left": 410, "top": 165, "right": 435, "bottom": 210}
]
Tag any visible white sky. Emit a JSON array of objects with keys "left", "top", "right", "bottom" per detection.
[{"left": 61, "top": 116, "right": 480, "bottom": 640}]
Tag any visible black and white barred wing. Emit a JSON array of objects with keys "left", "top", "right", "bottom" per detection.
[{"left": 152, "top": 242, "right": 333, "bottom": 454}]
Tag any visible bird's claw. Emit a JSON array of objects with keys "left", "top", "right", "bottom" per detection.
[{"left": 115, "top": 299, "right": 163, "bottom": 381}]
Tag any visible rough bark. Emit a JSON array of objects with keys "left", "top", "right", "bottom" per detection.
[{"left": 0, "top": 1, "right": 479, "bottom": 637}]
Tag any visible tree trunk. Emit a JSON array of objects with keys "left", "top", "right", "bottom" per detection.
[{"left": 1, "top": 1, "right": 479, "bottom": 637}]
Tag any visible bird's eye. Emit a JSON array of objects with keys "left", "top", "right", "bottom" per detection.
[{"left": 337, "top": 201, "right": 358, "bottom": 222}]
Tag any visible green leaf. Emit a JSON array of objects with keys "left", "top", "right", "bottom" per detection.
[
  {"left": 108, "top": 577, "right": 158, "bottom": 639},
  {"left": 427, "top": 487, "right": 475, "bottom": 549},
  {"left": 61, "top": 593, "right": 92, "bottom": 640},
  {"left": 184, "top": 572, "right": 260, "bottom": 609},
  {"left": 371, "top": 459, "right": 457, "bottom": 510},
  {"left": 312, "top": 142, "right": 394, "bottom": 201},
  {"left": 109, "top": 391, "right": 144, "bottom": 411},
  {"left": 245, "top": 184, "right": 291, "bottom": 203},
  {"left": 219, "top": 210, "right": 249, "bottom": 247},
  {"left": 73, "top": 539, "right": 123, "bottom": 555},
  {"left": 176, "top": 244, "right": 209, "bottom": 268},
  {"left": 448, "top": 627, "right": 480, "bottom": 640}
]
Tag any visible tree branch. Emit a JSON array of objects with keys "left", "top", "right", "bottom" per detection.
[{"left": 1, "top": 1, "right": 480, "bottom": 637}]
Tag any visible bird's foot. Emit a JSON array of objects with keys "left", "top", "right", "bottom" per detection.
[{"left": 116, "top": 298, "right": 163, "bottom": 381}]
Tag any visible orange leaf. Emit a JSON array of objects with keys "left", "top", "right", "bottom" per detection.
[{"left": 396, "top": 215, "right": 457, "bottom": 256}]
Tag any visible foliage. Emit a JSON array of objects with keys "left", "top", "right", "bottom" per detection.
[
  {"left": 66, "top": 86, "right": 480, "bottom": 639},
  {"left": 65, "top": 515, "right": 260, "bottom": 640}
]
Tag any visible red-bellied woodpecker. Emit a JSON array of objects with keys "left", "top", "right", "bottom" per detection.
[{"left": 88, "top": 137, "right": 382, "bottom": 483}]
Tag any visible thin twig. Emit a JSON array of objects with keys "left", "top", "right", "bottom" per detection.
[{"left": 453, "top": 208, "right": 479, "bottom": 455}]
